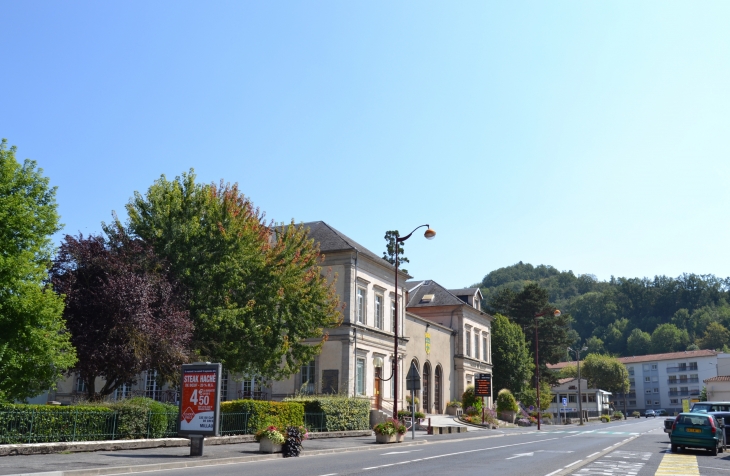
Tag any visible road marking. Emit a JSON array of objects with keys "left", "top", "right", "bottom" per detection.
[
  {"left": 545, "top": 470, "right": 562, "bottom": 476},
  {"left": 361, "top": 437, "right": 559, "bottom": 471},
  {"left": 698, "top": 466, "right": 730, "bottom": 472},
  {"left": 506, "top": 452, "right": 535, "bottom": 459},
  {"left": 382, "top": 450, "right": 422, "bottom": 455},
  {"left": 587, "top": 452, "right": 599, "bottom": 458},
  {"left": 654, "top": 453, "right": 699, "bottom": 476},
  {"left": 564, "top": 460, "right": 583, "bottom": 468}
]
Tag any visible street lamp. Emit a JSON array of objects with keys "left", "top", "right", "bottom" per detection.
[
  {"left": 568, "top": 346, "right": 588, "bottom": 425},
  {"left": 391, "top": 225, "right": 435, "bottom": 419},
  {"left": 534, "top": 309, "right": 561, "bottom": 430}
]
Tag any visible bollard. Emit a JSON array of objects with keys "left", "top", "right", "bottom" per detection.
[{"left": 189, "top": 435, "right": 205, "bottom": 457}]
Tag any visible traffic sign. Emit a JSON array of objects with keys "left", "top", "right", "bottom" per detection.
[
  {"left": 562, "top": 397, "right": 567, "bottom": 407},
  {"left": 406, "top": 361, "right": 421, "bottom": 391}
]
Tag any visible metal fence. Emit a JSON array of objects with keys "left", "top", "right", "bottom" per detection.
[{"left": 0, "top": 410, "right": 329, "bottom": 444}]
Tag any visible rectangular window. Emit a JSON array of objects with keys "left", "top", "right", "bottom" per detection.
[
  {"left": 357, "top": 288, "right": 366, "bottom": 324},
  {"left": 653, "top": 388, "right": 659, "bottom": 393},
  {"left": 551, "top": 395, "right": 557, "bottom": 403},
  {"left": 643, "top": 364, "right": 651, "bottom": 371},
  {"left": 113, "top": 383, "right": 130, "bottom": 401},
  {"left": 582, "top": 395, "right": 587, "bottom": 402},
  {"left": 474, "top": 332, "right": 480, "bottom": 360},
  {"left": 588, "top": 395, "right": 596, "bottom": 402},
  {"left": 678, "top": 363, "right": 687, "bottom": 371},
  {"left": 654, "top": 401, "right": 660, "bottom": 405},
  {"left": 668, "top": 376, "right": 677, "bottom": 383},
  {"left": 689, "top": 362, "right": 698, "bottom": 371},
  {"left": 220, "top": 371, "right": 229, "bottom": 402},
  {"left": 145, "top": 370, "right": 158, "bottom": 400},
  {"left": 646, "top": 389, "right": 652, "bottom": 394},
  {"left": 374, "top": 295, "right": 384, "bottom": 329},
  {"left": 646, "top": 400, "right": 652, "bottom": 405},
  {"left": 466, "top": 331, "right": 471, "bottom": 357},
  {"left": 645, "top": 377, "right": 651, "bottom": 382},
  {"left": 670, "top": 399, "right": 679, "bottom": 404},
  {"left": 76, "top": 377, "right": 87, "bottom": 393},
  {"left": 651, "top": 364, "right": 658, "bottom": 370},
  {"left": 628, "top": 367, "right": 634, "bottom": 376},
  {"left": 391, "top": 299, "right": 396, "bottom": 332},
  {"left": 629, "top": 400, "right": 636, "bottom": 406},
  {"left": 301, "top": 360, "right": 316, "bottom": 394},
  {"left": 356, "top": 358, "right": 365, "bottom": 395},
  {"left": 569, "top": 395, "right": 576, "bottom": 403},
  {"left": 652, "top": 376, "right": 658, "bottom": 382},
  {"left": 483, "top": 337, "right": 488, "bottom": 362},
  {"left": 629, "top": 378, "right": 635, "bottom": 386}
]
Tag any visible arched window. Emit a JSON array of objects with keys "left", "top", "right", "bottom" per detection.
[
  {"left": 423, "top": 362, "right": 431, "bottom": 414},
  {"left": 435, "top": 365, "right": 443, "bottom": 414}
]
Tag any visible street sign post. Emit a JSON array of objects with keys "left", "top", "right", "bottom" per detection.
[
  {"left": 179, "top": 363, "right": 222, "bottom": 456},
  {"left": 474, "top": 373, "right": 492, "bottom": 424},
  {"left": 406, "top": 362, "right": 421, "bottom": 440}
]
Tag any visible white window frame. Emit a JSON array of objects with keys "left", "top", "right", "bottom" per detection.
[
  {"left": 651, "top": 364, "right": 658, "bottom": 370},
  {"left": 375, "top": 294, "right": 384, "bottom": 329},
  {"left": 76, "top": 377, "right": 87, "bottom": 394},
  {"left": 466, "top": 330, "right": 471, "bottom": 357},
  {"left": 356, "top": 358, "right": 366, "bottom": 395},
  {"left": 390, "top": 299, "right": 396, "bottom": 333},
  {"left": 646, "top": 399, "right": 652, "bottom": 405},
  {"left": 145, "top": 370, "right": 158, "bottom": 400},
  {"left": 301, "top": 360, "right": 316, "bottom": 394},
  {"left": 645, "top": 377, "right": 651, "bottom": 383},
  {"left": 474, "top": 331, "right": 480, "bottom": 360},
  {"left": 114, "top": 383, "right": 130, "bottom": 401},
  {"left": 357, "top": 288, "right": 366, "bottom": 324}
]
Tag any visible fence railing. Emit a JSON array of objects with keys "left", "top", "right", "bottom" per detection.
[{"left": 1, "top": 410, "right": 330, "bottom": 444}]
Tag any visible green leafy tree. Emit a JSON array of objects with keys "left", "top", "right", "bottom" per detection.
[
  {"left": 518, "top": 380, "right": 552, "bottom": 411},
  {"left": 650, "top": 323, "right": 690, "bottom": 354},
  {"left": 585, "top": 336, "right": 606, "bottom": 355},
  {"left": 626, "top": 328, "right": 651, "bottom": 356},
  {"left": 580, "top": 353, "right": 629, "bottom": 394},
  {"left": 381, "top": 230, "right": 408, "bottom": 274},
  {"left": 491, "top": 313, "right": 532, "bottom": 396},
  {"left": 697, "top": 322, "right": 730, "bottom": 350},
  {"left": 123, "top": 170, "right": 342, "bottom": 380},
  {"left": 557, "top": 365, "right": 577, "bottom": 379},
  {"left": 0, "top": 139, "right": 76, "bottom": 402}
]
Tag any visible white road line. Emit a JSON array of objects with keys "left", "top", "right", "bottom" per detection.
[
  {"left": 564, "top": 460, "right": 583, "bottom": 468},
  {"left": 699, "top": 466, "right": 730, "bottom": 472},
  {"left": 544, "top": 470, "right": 562, "bottom": 476},
  {"left": 587, "top": 452, "right": 599, "bottom": 458}
]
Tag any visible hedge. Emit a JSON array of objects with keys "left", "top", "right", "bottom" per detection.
[
  {"left": 220, "top": 400, "right": 304, "bottom": 433},
  {"left": 283, "top": 396, "right": 370, "bottom": 431},
  {"left": 0, "top": 403, "right": 114, "bottom": 444}
]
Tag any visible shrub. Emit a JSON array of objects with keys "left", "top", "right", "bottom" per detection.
[
  {"left": 119, "top": 397, "right": 177, "bottom": 438},
  {"left": 221, "top": 399, "right": 304, "bottom": 433},
  {"left": 255, "top": 425, "right": 285, "bottom": 444},
  {"left": 612, "top": 411, "right": 624, "bottom": 421},
  {"left": 631, "top": 411, "right": 641, "bottom": 418},
  {"left": 0, "top": 404, "right": 114, "bottom": 444},
  {"left": 104, "top": 402, "right": 149, "bottom": 439},
  {"left": 447, "top": 401, "right": 462, "bottom": 408},
  {"left": 462, "top": 386, "right": 483, "bottom": 414},
  {"left": 496, "top": 389, "right": 519, "bottom": 413},
  {"left": 282, "top": 396, "right": 369, "bottom": 431},
  {"left": 397, "top": 410, "right": 425, "bottom": 420},
  {"left": 601, "top": 415, "right": 610, "bottom": 423}
]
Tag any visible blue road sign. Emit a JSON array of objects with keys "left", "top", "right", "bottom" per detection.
[{"left": 562, "top": 397, "right": 567, "bottom": 406}]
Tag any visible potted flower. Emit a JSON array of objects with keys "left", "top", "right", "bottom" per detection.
[
  {"left": 446, "top": 401, "right": 462, "bottom": 416},
  {"left": 373, "top": 418, "right": 407, "bottom": 443},
  {"left": 255, "top": 425, "right": 285, "bottom": 453}
]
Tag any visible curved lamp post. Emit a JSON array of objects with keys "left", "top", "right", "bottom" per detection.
[
  {"left": 568, "top": 346, "right": 588, "bottom": 425},
  {"left": 534, "top": 309, "right": 561, "bottom": 430},
  {"left": 386, "top": 224, "right": 436, "bottom": 419}
]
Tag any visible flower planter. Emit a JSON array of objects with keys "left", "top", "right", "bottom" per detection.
[
  {"left": 396, "top": 432, "right": 405, "bottom": 442},
  {"left": 375, "top": 433, "right": 400, "bottom": 444},
  {"left": 259, "top": 437, "right": 283, "bottom": 453},
  {"left": 446, "top": 406, "right": 462, "bottom": 416}
]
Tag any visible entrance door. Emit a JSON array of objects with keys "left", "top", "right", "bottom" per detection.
[
  {"left": 374, "top": 367, "right": 382, "bottom": 410},
  {"left": 422, "top": 363, "right": 431, "bottom": 414},
  {"left": 435, "top": 366, "right": 442, "bottom": 413}
]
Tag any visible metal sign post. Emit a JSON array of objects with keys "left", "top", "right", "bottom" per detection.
[
  {"left": 406, "top": 362, "right": 421, "bottom": 440},
  {"left": 179, "top": 363, "right": 222, "bottom": 456}
]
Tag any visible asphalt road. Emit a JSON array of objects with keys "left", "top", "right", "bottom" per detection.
[{"left": 125, "top": 419, "right": 692, "bottom": 476}]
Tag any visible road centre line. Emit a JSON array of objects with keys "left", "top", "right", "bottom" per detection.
[
  {"left": 564, "top": 460, "right": 583, "bottom": 468},
  {"left": 587, "top": 452, "right": 599, "bottom": 458},
  {"left": 361, "top": 437, "right": 560, "bottom": 471}
]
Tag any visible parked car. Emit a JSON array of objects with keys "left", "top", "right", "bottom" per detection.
[
  {"left": 670, "top": 412, "right": 726, "bottom": 455},
  {"left": 690, "top": 401, "right": 730, "bottom": 444},
  {"left": 656, "top": 409, "right": 668, "bottom": 416},
  {"left": 645, "top": 409, "right": 656, "bottom": 418}
]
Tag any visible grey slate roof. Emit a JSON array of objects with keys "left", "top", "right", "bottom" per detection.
[
  {"left": 405, "top": 280, "right": 469, "bottom": 308},
  {"left": 449, "top": 287, "right": 480, "bottom": 297},
  {"left": 301, "top": 221, "right": 393, "bottom": 269}
]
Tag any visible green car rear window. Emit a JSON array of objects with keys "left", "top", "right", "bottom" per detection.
[{"left": 679, "top": 415, "right": 709, "bottom": 426}]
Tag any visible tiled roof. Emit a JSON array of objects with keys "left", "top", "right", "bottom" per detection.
[
  {"left": 449, "top": 287, "right": 480, "bottom": 297},
  {"left": 548, "top": 349, "right": 719, "bottom": 370},
  {"left": 558, "top": 377, "right": 576, "bottom": 384},
  {"left": 704, "top": 376, "right": 730, "bottom": 383},
  {"left": 302, "top": 221, "right": 398, "bottom": 271},
  {"left": 406, "top": 280, "right": 467, "bottom": 308}
]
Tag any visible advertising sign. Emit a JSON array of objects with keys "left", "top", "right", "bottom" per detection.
[
  {"left": 474, "top": 373, "right": 491, "bottom": 397},
  {"left": 178, "top": 363, "right": 221, "bottom": 437},
  {"left": 425, "top": 332, "right": 431, "bottom": 355}
]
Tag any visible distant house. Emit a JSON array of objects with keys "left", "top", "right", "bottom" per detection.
[
  {"left": 549, "top": 349, "right": 722, "bottom": 414},
  {"left": 548, "top": 377, "right": 611, "bottom": 420}
]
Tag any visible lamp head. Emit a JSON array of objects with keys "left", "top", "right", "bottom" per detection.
[
  {"left": 553, "top": 309, "right": 561, "bottom": 317},
  {"left": 582, "top": 346, "right": 588, "bottom": 352},
  {"left": 424, "top": 227, "right": 436, "bottom": 240},
  {"left": 372, "top": 356, "right": 384, "bottom": 368}
]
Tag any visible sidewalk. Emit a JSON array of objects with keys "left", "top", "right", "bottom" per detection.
[{"left": 0, "top": 418, "right": 496, "bottom": 476}]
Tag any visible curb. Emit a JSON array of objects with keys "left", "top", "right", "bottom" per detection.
[
  {"left": 0, "top": 431, "right": 372, "bottom": 457},
  {"left": 4, "top": 439, "right": 429, "bottom": 476}
]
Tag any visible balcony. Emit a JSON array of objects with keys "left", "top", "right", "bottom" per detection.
[
  {"left": 667, "top": 378, "right": 699, "bottom": 384},
  {"left": 668, "top": 389, "right": 701, "bottom": 397},
  {"left": 666, "top": 366, "right": 688, "bottom": 373}
]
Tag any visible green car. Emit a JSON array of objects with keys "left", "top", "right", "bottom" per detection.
[{"left": 670, "top": 412, "right": 726, "bottom": 455}]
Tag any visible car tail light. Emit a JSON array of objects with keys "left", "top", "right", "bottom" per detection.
[
  {"left": 710, "top": 418, "right": 716, "bottom": 434},
  {"left": 672, "top": 416, "right": 679, "bottom": 431}
]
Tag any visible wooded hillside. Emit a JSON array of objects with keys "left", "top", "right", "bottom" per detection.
[{"left": 477, "top": 262, "right": 730, "bottom": 358}]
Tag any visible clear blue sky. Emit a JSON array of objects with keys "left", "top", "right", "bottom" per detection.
[{"left": 2, "top": 1, "right": 729, "bottom": 289}]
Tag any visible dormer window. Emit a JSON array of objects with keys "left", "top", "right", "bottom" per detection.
[{"left": 421, "top": 294, "right": 435, "bottom": 303}]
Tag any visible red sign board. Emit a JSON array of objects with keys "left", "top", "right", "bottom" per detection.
[{"left": 179, "top": 363, "right": 221, "bottom": 436}]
